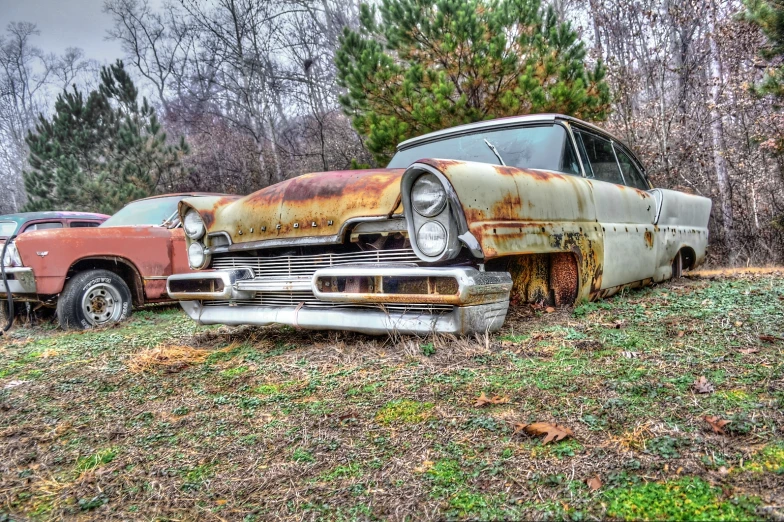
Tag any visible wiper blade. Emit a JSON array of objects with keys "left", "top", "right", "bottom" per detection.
[{"left": 484, "top": 139, "right": 506, "bottom": 166}]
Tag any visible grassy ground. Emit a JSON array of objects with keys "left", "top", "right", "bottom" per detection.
[{"left": 1, "top": 271, "right": 783, "bottom": 521}]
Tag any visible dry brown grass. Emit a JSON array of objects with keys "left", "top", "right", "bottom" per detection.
[{"left": 127, "top": 343, "right": 234, "bottom": 373}]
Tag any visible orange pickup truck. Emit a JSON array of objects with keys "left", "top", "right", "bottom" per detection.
[{"left": 1, "top": 193, "right": 236, "bottom": 329}]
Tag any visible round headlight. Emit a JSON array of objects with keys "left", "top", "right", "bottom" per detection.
[
  {"left": 188, "top": 242, "right": 206, "bottom": 268},
  {"left": 417, "top": 221, "right": 447, "bottom": 257},
  {"left": 411, "top": 173, "right": 447, "bottom": 217},
  {"left": 183, "top": 210, "right": 205, "bottom": 240}
]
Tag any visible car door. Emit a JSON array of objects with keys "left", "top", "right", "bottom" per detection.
[{"left": 573, "top": 129, "right": 658, "bottom": 289}]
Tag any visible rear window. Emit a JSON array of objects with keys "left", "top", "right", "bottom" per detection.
[
  {"left": 0, "top": 221, "right": 18, "bottom": 238},
  {"left": 70, "top": 221, "right": 102, "bottom": 228},
  {"left": 24, "top": 222, "right": 64, "bottom": 232},
  {"left": 388, "top": 124, "right": 580, "bottom": 175}
]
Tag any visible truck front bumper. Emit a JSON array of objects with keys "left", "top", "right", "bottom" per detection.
[
  {"left": 168, "top": 265, "right": 512, "bottom": 335},
  {"left": 0, "top": 267, "right": 37, "bottom": 296}
]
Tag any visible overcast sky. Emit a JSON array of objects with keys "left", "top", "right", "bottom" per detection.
[{"left": 1, "top": 0, "right": 125, "bottom": 64}]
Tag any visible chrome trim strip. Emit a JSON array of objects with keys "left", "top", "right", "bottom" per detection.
[{"left": 178, "top": 299, "right": 509, "bottom": 335}]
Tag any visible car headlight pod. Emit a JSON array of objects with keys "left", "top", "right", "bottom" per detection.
[
  {"left": 416, "top": 221, "right": 447, "bottom": 256},
  {"left": 183, "top": 209, "right": 206, "bottom": 240},
  {"left": 411, "top": 173, "right": 447, "bottom": 217},
  {"left": 188, "top": 242, "right": 207, "bottom": 269},
  {"left": 1, "top": 242, "right": 22, "bottom": 267}
]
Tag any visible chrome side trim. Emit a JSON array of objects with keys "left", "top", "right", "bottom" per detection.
[
  {"left": 167, "top": 268, "right": 254, "bottom": 300},
  {"left": 312, "top": 266, "right": 512, "bottom": 305},
  {"left": 0, "top": 267, "right": 36, "bottom": 294},
  {"left": 178, "top": 299, "right": 509, "bottom": 335}
]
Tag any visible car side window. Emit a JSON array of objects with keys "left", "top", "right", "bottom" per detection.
[
  {"left": 614, "top": 146, "right": 649, "bottom": 190},
  {"left": 560, "top": 136, "right": 581, "bottom": 176},
  {"left": 23, "top": 221, "right": 64, "bottom": 232},
  {"left": 574, "top": 131, "right": 625, "bottom": 185},
  {"left": 70, "top": 221, "right": 101, "bottom": 228}
]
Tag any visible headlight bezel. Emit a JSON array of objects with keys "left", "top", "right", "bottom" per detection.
[
  {"left": 183, "top": 209, "right": 206, "bottom": 240},
  {"left": 401, "top": 165, "right": 471, "bottom": 263},
  {"left": 1, "top": 241, "right": 22, "bottom": 268}
]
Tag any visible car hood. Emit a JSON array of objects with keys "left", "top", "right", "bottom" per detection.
[{"left": 184, "top": 168, "right": 405, "bottom": 246}]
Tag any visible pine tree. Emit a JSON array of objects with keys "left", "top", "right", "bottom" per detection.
[
  {"left": 335, "top": 0, "right": 611, "bottom": 164},
  {"left": 745, "top": 0, "right": 784, "bottom": 98},
  {"left": 23, "top": 60, "right": 188, "bottom": 214}
]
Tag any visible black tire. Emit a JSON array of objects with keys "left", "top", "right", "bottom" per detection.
[{"left": 57, "top": 269, "right": 133, "bottom": 329}]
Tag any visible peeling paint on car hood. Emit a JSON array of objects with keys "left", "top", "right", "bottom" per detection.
[{"left": 185, "top": 169, "right": 405, "bottom": 245}]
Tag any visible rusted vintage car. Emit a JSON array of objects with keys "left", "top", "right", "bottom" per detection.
[
  {"left": 1, "top": 193, "right": 235, "bottom": 329},
  {"left": 167, "top": 114, "right": 711, "bottom": 335}
]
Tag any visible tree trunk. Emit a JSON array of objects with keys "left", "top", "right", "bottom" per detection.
[{"left": 707, "top": 5, "right": 735, "bottom": 263}]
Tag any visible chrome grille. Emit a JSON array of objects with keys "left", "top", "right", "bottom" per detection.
[
  {"left": 210, "top": 248, "right": 420, "bottom": 277},
  {"left": 205, "top": 248, "right": 450, "bottom": 313}
]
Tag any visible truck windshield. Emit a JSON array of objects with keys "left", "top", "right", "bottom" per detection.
[
  {"left": 100, "top": 196, "right": 183, "bottom": 227},
  {"left": 0, "top": 221, "right": 18, "bottom": 238},
  {"left": 387, "top": 124, "right": 580, "bottom": 175}
]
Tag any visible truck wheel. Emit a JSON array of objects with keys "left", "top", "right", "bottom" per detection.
[{"left": 57, "top": 269, "right": 133, "bottom": 329}]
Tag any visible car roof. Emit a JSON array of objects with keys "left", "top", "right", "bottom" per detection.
[
  {"left": 133, "top": 192, "right": 228, "bottom": 202},
  {"left": 396, "top": 113, "right": 634, "bottom": 159},
  {"left": 0, "top": 211, "right": 110, "bottom": 225}
]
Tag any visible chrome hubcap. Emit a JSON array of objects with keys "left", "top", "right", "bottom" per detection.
[{"left": 81, "top": 283, "right": 122, "bottom": 325}]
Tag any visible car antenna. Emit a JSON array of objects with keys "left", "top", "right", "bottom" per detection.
[{"left": 483, "top": 139, "right": 506, "bottom": 166}]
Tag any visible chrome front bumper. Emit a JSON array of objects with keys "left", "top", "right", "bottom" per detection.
[
  {"left": 0, "top": 267, "right": 37, "bottom": 295},
  {"left": 168, "top": 265, "right": 512, "bottom": 335}
]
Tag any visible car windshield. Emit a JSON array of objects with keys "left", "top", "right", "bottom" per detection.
[
  {"left": 387, "top": 124, "right": 580, "bottom": 175},
  {"left": 100, "top": 196, "right": 182, "bottom": 227},
  {"left": 0, "top": 221, "right": 18, "bottom": 238}
]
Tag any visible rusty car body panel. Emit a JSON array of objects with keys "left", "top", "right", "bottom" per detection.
[
  {"left": 168, "top": 114, "right": 711, "bottom": 335},
  {"left": 0, "top": 194, "right": 235, "bottom": 327}
]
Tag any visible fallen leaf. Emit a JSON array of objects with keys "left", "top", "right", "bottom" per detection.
[
  {"left": 215, "top": 499, "right": 227, "bottom": 506},
  {"left": 413, "top": 460, "right": 434, "bottom": 473},
  {"left": 759, "top": 335, "right": 782, "bottom": 343},
  {"left": 545, "top": 307, "right": 556, "bottom": 313},
  {"left": 677, "top": 330, "right": 685, "bottom": 338},
  {"left": 739, "top": 348, "right": 759, "bottom": 354},
  {"left": 586, "top": 475, "right": 602, "bottom": 491},
  {"left": 474, "top": 392, "right": 510, "bottom": 407},
  {"left": 520, "top": 422, "right": 574, "bottom": 444},
  {"left": 703, "top": 415, "right": 731, "bottom": 434},
  {"left": 734, "top": 321, "right": 743, "bottom": 327},
  {"left": 693, "top": 376, "right": 714, "bottom": 394}
]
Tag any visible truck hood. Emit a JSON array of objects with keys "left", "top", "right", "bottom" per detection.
[{"left": 184, "top": 168, "right": 405, "bottom": 246}]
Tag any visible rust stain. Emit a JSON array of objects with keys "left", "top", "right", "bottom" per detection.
[{"left": 644, "top": 230, "right": 654, "bottom": 248}]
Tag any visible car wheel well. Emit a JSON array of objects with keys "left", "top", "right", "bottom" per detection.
[
  {"left": 679, "top": 247, "right": 697, "bottom": 271},
  {"left": 486, "top": 252, "right": 579, "bottom": 307},
  {"left": 66, "top": 257, "right": 144, "bottom": 306}
]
